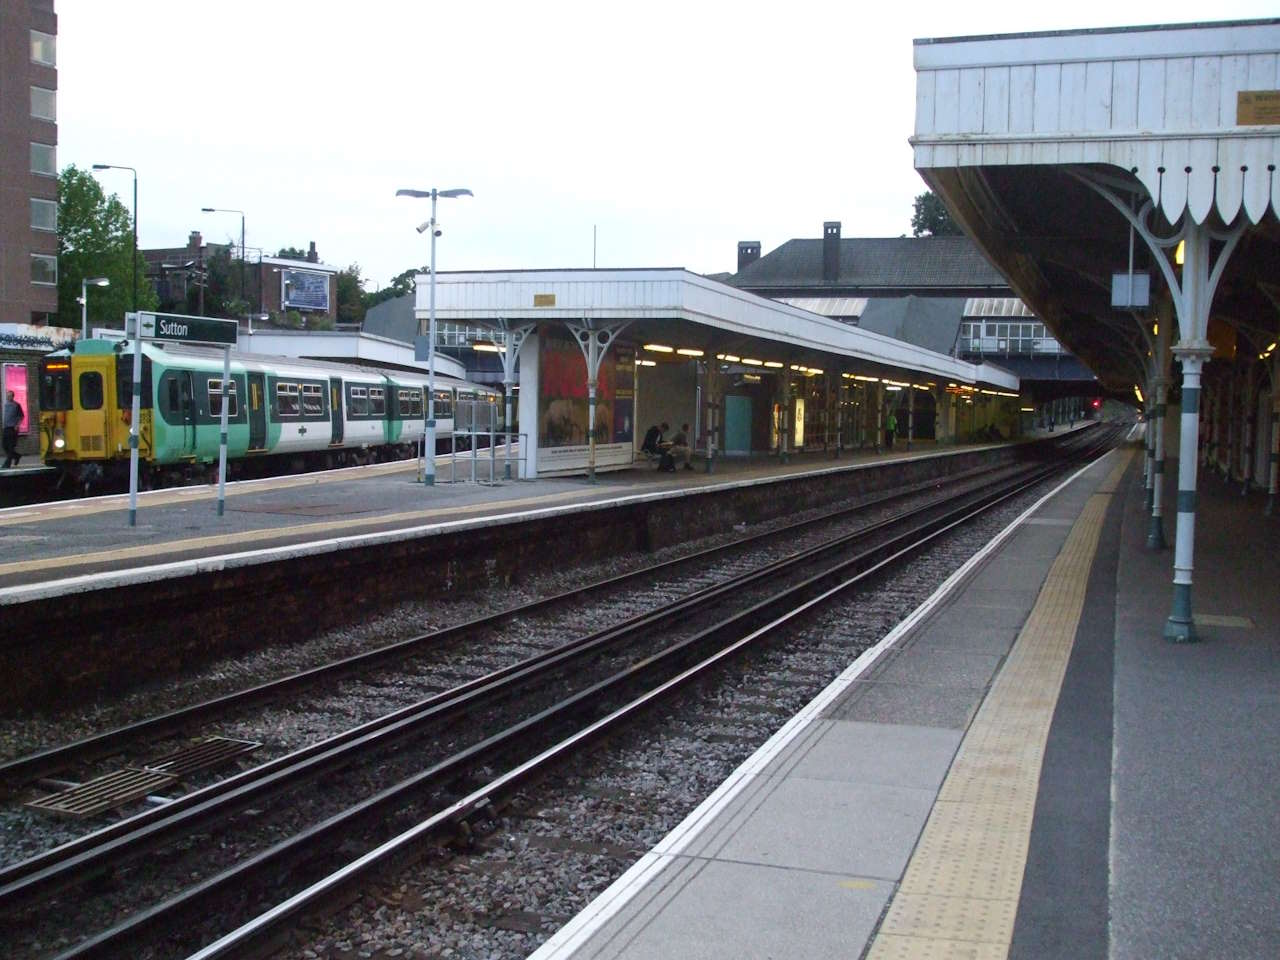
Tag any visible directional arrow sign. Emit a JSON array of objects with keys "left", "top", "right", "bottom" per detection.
[{"left": 137, "top": 312, "right": 238, "bottom": 346}]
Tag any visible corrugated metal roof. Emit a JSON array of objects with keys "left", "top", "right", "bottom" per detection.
[
  {"left": 963, "top": 298, "right": 1036, "bottom": 318},
  {"left": 776, "top": 296, "right": 868, "bottom": 317}
]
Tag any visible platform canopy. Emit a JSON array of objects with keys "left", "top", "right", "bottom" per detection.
[
  {"left": 913, "top": 18, "right": 1280, "bottom": 391},
  {"left": 422, "top": 268, "right": 1018, "bottom": 390}
]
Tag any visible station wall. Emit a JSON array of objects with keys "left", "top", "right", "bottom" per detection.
[{"left": 635, "top": 358, "right": 696, "bottom": 449}]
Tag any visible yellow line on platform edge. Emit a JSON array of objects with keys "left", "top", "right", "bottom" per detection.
[{"left": 865, "top": 449, "right": 1132, "bottom": 960}]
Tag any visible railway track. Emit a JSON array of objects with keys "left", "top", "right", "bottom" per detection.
[
  {"left": 0, "top": 427, "right": 1119, "bottom": 959},
  {"left": 0, "top": 456, "right": 1035, "bottom": 791}
]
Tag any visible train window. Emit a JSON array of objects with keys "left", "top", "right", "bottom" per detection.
[
  {"left": 302, "top": 383, "right": 324, "bottom": 416},
  {"left": 398, "top": 389, "right": 424, "bottom": 417},
  {"left": 39, "top": 362, "right": 71, "bottom": 410},
  {"left": 369, "top": 387, "right": 385, "bottom": 417},
  {"left": 348, "top": 386, "right": 368, "bottom": 417},
  {"left": 276, "top": 382, "right": 300, "bottom": 417},
  {"left": 207, "top": 378, "right": 239, "bottom": 418},
  {"left": 79, "top": 371, "right": 104, "bottom": 410},
  {"left": 433, "top": 390, "right": 452, "bottom": 418}
]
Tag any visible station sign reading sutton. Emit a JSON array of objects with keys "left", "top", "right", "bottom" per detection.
[{"left": 136, "top": 312, "right": 238, "bottom": 346}]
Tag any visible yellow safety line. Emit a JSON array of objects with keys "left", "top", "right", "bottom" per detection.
[{"left": 865, "top": 450, "right": 1131, "bottom": 959}]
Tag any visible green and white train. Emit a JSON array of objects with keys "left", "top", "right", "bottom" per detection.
[{"left": 38, "top": 338, "right": 502, "bottom": 489}]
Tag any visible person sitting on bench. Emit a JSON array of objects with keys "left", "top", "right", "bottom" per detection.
[
  {"left": 641, "top": 423, "right": 664, "bottom": 458},
  {"left": 664, "top": 423, "right": 693, "bottom": 471}
]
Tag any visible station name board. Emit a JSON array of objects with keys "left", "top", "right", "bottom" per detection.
[{"left": 135, "top": 312, "right": 239, "bottom": 346}]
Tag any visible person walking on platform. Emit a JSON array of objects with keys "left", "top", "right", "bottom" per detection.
[
  {"left": 668, "top": 423, "right": 693, "bottom": 470},
  {"left": 885, "top": 410, "right": 898, "bottom": 451},
  {"left": 2, "top": 391, "right": 22, "bottom": 468}
]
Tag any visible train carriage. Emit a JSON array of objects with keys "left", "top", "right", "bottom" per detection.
[{"left": 38, "top": 337, "right": 501, "bottom": 490}]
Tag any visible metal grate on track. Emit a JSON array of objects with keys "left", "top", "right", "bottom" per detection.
[
  {"left": 26, "top": 769, "right": 178, "bottom": 818},
  {"left": 25, "top": 737, "right": 262, "bottom": 818},
  {"left": 138, "top": 737, "right": 261, "bottom": 778}
]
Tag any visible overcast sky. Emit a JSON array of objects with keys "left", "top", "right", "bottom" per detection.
[{"left": 57, "top": 1, "right": 1277, "bottom": 291}]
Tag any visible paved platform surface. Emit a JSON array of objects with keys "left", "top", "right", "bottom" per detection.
[
  {"left": 528, "top": 442, "right": 1279, "bottom": 960},
  {"left": 0, "top": 439, "right": 990, "bottom": 593}
]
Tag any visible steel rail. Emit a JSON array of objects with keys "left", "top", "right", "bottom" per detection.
[
  {"left": 178, "top": 430, "right": 1122, "bottom": 960},
  {"left": 0, "top": 457, "right": 1007, "bottom": 788},
  {"left": 32, "top": 435, "right": 1120, "bottom": 959},
  {"left": 0, "top": 457, "right": 1031, "bottom": 905}
]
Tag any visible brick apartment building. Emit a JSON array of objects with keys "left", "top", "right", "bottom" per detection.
[{"left": 1, "top": 1, "right": 62, "bottom": 464}]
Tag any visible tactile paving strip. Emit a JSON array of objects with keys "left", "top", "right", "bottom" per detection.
[{"left": 866, "top": 451, "right": 1132, "bottom": 958}]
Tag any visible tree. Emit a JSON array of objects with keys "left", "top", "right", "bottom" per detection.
[
  {"left": 335, "top": 264, "right": 366, "bottom": 326},
  {"left": 911, "top": 191, "right": 962, "bottom": 237},
  {"left": 57, "top": 165, "right": 158, "bottom": 330},
  {"left": 275, "top": 246, "right": 309, "bottom": 261},
  {"left": 362, "top": 265, "right": 427, "bottom": 311}
]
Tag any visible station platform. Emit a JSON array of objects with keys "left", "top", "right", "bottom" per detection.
[
  {"left": 0, "top": 438, "right": 990, "bottom": 595},
  {"left": 528, "top": 444, "right": 1280, "bottom": 960}
]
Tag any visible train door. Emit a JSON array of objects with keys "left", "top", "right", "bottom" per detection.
[
  {"left": 76, "top": 365, "right": 108, "bottom": 459},
  {"left": 329, "top": 377, "right": 344, "bottom": 446},
  {"left": 247, "top": 372, "right": 267, "bottom": 451},
  {"left": 176, "top": 371, "right": 196, "bottom": 454}
]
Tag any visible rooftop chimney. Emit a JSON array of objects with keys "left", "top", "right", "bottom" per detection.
[
  {"left": 822, "top": 221, "right": 841, "bottom": 283},
  {"left": 307, "top": 241, "right": 318, "bottom": 263},
  {"left": 187, "top": 231, "right": 203, "bottom": 251},
  {"left": 737, "top": 241, "right": 761, "bottom": 273}
]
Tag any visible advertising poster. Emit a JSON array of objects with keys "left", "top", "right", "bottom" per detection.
[
  {"left": 2, "top": 364, "right": 29, "bottom": 433},
  {"left": 538, "top": 326, "right": 631, "bottom": 448}
]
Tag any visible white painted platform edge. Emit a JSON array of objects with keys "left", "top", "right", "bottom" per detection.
[{"left": 526, "top": 452, "right": 1109, "bottom": 960}]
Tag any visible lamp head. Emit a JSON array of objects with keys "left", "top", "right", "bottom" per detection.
[
  {"left": 92, "top": 163, "right": 109, "bottom": 170},
  {"left": 201, "top": 207, "right": 215, "bottom": 212},
  {"left": 397, "top": 189, "right": 431, "bottom": 198}
]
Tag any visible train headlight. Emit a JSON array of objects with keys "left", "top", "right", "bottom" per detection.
[{"left": 53, "top": 429, "right": 66, "bottom": 451}]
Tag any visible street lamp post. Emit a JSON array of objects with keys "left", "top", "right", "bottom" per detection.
[
  {"left": 395, "top": 187, "right": 473, "bottom": 487},
  {"left": 90, "top": 164, "right": 137, "bottom": 311},
  {"left": 79, "top": 277, "right": 110, "bottom": 339},
  {"left": 201, "top": 206, "right": 246, "bottom": 321}
]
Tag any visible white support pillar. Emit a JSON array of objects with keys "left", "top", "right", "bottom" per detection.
[
  {"left": 565, "top": 318, "right": 630, "bottom": 484},
  {"left": 1161, "top": 218, "right": 1243, "bottom": 641},
  {"left": 495, "top": 320, "right": 533, "bottom": 481}
]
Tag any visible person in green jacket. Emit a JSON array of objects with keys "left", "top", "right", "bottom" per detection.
[{"left": 885, "top": 410, "right": 898, "bottom": 450}]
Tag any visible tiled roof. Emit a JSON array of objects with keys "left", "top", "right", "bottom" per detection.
[{"left": 729, "top": 235, "right": 1009, "bottom": 290}]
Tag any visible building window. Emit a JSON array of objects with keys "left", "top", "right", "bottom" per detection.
[
  {"left": 30, "top": 30, "right": 55, "bottom": 66},
  {"left": 31, "top": 142, "right": 56, "bottom": 176},
  {"left": 31, "top": 254, "right": 57, "bottom": 286},
  {"left": 31, "top": 86, "right": 55, "bottom": 121},
  {"left": 31, "top": 198, "right": 56, "bottom": 232}
]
